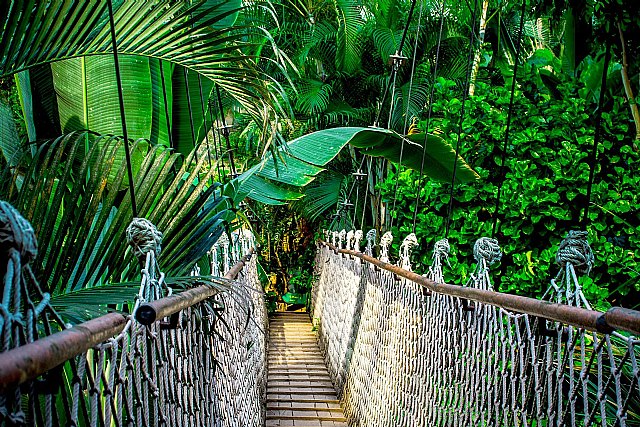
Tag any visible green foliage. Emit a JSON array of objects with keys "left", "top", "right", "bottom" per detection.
[
  {"left": 380, "top": 72, "right": 640, "bottom": 310},
  {"left": 0, "top": 131, "right": 239, "bottom": 299}
]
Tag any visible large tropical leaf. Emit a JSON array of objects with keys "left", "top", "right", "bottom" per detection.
[
  {"left": 292, "top": 170, "right": 346, "bottom": 221},
  {"left": 240, "top": 125, "right": 478, "bottom": 205},
  {"left": 0, "top": 1, "right": 288, "bottom": 124},
  {"left": 171, "top": 67, "right": 215, "bottom": 155},
  {"left": 51, "top": 55, "right": 153, "bottom": 137},
  {"left": 334, "top": 0, "right": 364, "bottom": 74}
]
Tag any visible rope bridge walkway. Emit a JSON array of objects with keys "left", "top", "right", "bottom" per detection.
[
  {"left": 313, "top": 229, "right": 640, "bottom": 427},
  {"left": 267, "top": 312, "right": 347, "bottom": 426},
  {"left": 1, "top": 199, "right": 640, "bottom": 426}
]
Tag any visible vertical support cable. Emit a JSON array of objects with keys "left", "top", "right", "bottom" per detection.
[
  {"left": 491, "top": 0, "right": 527, "bottom": 237},
  {"left": 207, "top": 99, "right": 224, "bottom": 179},
  {"left": 106, "top": 0, "right": 137, "bottom": 218},
  {"left": 197, "top": 75, "right": 213, "bottom": 176},
  {"left": 583, "top": 38, "right": 612, "bottom": 226},
  {"left": 410, "top": 0, "right": 446, "bottom": 233},
  {"left": 444, "top": 0, "right": 480, "bottom": 238},
  {"left": 373, "top": 0, "right": 417, "bottom": 128}
]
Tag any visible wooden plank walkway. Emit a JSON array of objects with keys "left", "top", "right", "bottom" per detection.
[{"left": 266, "top": 312, "right": 348, "bottom": 427}]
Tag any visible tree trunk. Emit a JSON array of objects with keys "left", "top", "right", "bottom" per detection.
[
  {"left": 618, "top": 22, "right": 640, "bottom": 142},
  {"left": 468, "top": 0, "right": 490, "bottom": 97}
]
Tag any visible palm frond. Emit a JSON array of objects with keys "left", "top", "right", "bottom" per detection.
[
  {"left": 1, "top": 130, "right": 239, "bottom": 294},
  {"left": 292, "top": 171, "right": 346, "bottom": 221}
]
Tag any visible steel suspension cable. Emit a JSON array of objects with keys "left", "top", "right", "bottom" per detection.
[
  {"left": 491, "top": 0, "right": 527, "bottom": 237},
  {"left": 107, "top": 0, "right": 137, "bottom": 217},
  {"left": 444, "top": 0, "right": 480, "bottom": 238},
  {"left": 410, "top": 0, "right": 448, "bottom": 233},
  {"left": 328, "top": 156, "right": 367, "bottom": 230},
  {"left": 373, "top": 0, "right": 418, "bottom": 128},
  {"left": 360, "top": 158, "right": 371, "bottom": 230},
  {"left": 583, "top": 38, "right": 612, "bottom": 226},
  {"left": 197, "top": 75, "right": 214, "bottom": 176},
  {"left": 388, "top": 0, "right": 426, "bottom": 231},
  {"left": 207, "top": 99, "right": 224, "bottom": 179}
]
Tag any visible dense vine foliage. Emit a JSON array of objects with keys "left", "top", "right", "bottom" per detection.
[{"left": 380, "top": 65, "right": 639, "bottom": 310}]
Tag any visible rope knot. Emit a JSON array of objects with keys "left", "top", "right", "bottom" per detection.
[
  {"left": 346, "top": 230, "right": 355, "bottom": 250},
  {"left": 400, "top": 233, "right": 418, "bottom": 259},
  {"left": 365, "top": 229, "right": 377, "bottom": 255},
  {"left": 473, "top": 237, "right": 502, "bottom": 265},
  {"left": 555, "top": 230, "right": 594, "bottom": 275},
  {"left": 433, "top": 239, "right": 450, "bottom": 258},
  {"left": 338, "top": 229, "right": 347, "bottom": 249},
  {"left": 126, "top": 218, "right": 162, "bottom": 259},
  {"left": 354, "top": 230, "right": 364, "bottom": 252},
  {"left": 399, "top": 233, "right": 418, "bottom": 270},
  {"left": 0, "top": 201, "right": 37, "bottom": 264},
  {"left": 379, "top": 231, "right": 393, "bottom": 262}
]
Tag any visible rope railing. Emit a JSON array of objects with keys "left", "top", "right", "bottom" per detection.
[
  {"left": 320, "top": 240, "right": 640, "bottom": 336},
  {"left": 0, "top": 202, "right": 266, "bottom": 426},
  {"left": 313, "top": 229, "right": 640, "bottom": 427}
]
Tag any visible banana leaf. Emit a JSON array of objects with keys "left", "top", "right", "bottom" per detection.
[{"left": 240, "top": 126, "right": 478, "bottom": 205}]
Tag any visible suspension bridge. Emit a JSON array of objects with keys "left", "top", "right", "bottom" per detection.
[{"left": 0, "top": 201, "right": 638, "bottom": 426}]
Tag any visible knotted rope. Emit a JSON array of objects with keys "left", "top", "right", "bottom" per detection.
[
  {"left": 433, "top": 239, "right": 450, "bottom": 262},
  {"left": 379, "top": 231, "right": 393, "bottom": 263},
  {"left": 354, "top": 230, "right": 364, "bottom": 252},
  {"left": 126, "top": 218, "right": 163, "bottom": 260},
  {"left": 0, "top": 201, "right": 37, "bottom": 263},
  {"left": 399, "top": 233, "right": 418, "bottom": 271},
  {"left": 555, "top": 230, "right": 594, "bottom": 275},
  {"left": 473, "top": 237, "right": 502, "bottom": 266},
  {"left": 365, "top": 229, "right": 377, "bottom": 256}
]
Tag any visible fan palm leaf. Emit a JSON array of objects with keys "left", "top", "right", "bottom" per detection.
[{"left": 0, "top": 130, "right": 239, "bottom": 295}]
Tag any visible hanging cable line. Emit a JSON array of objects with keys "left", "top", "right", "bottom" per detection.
[
  {"left": 444, "top": 0, "right": 480, "bottom": 238},
  {"left": 583, "top": 38, "right": 612, "bottom": 227},
  {"left": 409, "top": 0, "right": 447, "bottom": 233},
  {"left": 207, "top": 99, "right": 224, "bottom": 179},
  {"left": 328, "top": 156, "right": 367, "bottom": 230},
  {"left": 373, "top": 0, "right": 417, "bottom": 127},
  {"left": 360, "top": 158, "right": 371, "bottom": 230},
  {"left": 491, "top": 0, "right": 527, "bottom": 237},
  {"left": 389, "top": 0, "right": 425, "bottom": 231},
  {"left": 106, "top": 0, "right": 137, "bottom": 218},
  {"left": 197, "top": 74, "right": 214, "bottom": 176}
]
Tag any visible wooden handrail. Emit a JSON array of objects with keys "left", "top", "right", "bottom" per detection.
[
  {"left": 0, "top": 251, "right": 254, "bottom": 393},
  {"left": 320, "top": 241, "right": 640, "bottom": 336}
]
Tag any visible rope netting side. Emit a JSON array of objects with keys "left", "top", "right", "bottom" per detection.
[
  {"left": 312, "top": 229, "right": 640, "bottom": 427},
  {"left": 0, "top": 201, "right": 266, "bottom": 426}
]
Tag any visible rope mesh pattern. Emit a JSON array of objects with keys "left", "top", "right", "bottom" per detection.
[
  {"left": 0, "top": 202, "right": 265, "bottom": 427},
  {"left": 313, "top": 229, "right": 640, "bottom": 427}
]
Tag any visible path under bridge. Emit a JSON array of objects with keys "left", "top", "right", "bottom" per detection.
[{"left": 0, "top": 204, "right": 639, "bottom": 426}]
